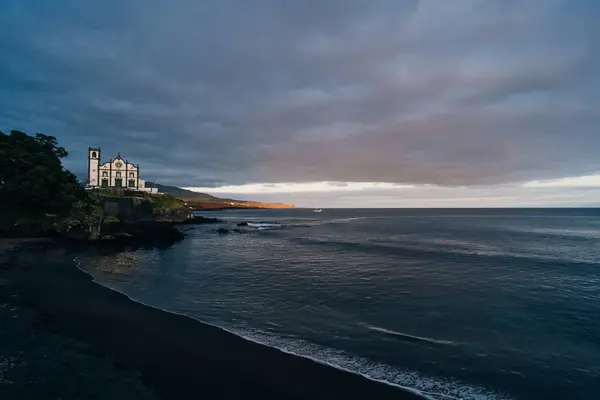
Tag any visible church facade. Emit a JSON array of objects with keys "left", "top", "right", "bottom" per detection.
[{"left": 87, "top": 147, "right": 157, "bottom": 193}]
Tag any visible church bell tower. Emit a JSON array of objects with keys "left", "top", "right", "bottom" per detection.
[{"left": 88, "top": 147, "right": 101, "bottom": 187}]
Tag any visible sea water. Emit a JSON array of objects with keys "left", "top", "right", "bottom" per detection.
[{"left": 78, "top": 208, "right": 600, "bottom": 399}]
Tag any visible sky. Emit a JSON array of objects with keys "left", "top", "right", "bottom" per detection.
[{"left": 1, "top": 0, "right": 599, "bottom": 207}]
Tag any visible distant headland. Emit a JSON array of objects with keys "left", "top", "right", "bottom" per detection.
[{"left": 149, "top": 183, "right": 296, "bottom": 210}]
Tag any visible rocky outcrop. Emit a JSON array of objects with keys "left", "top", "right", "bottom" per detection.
[
  {"left": 99, "top": 196, "right": 191, "bottom": 222},
  {"left": 60, "top": 220, "right": 184, "bottom": 247},
  {"left": 176, "top": 216, "right": 223, "bottom": 225},
  {"left": 0, "top": 217, "right": 57, "bottom": 238},
  {"left": 102, "top": 221, "right": 184, "bottom": 245}
]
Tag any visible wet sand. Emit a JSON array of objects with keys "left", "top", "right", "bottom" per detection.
[{"left": 1, "top": 244, "right": 423, "bottom": 400}]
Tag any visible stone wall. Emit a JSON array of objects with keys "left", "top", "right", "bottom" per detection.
[
  {"left": 99, "top": 196, "right": 190, "bottom": 222},
  {"left": 100, "top": 197, "right": 154, "bottom": 221}
]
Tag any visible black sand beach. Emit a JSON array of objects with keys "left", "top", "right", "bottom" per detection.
[{"left": 1, "top": 242, "right": 422, "bottom": 400}]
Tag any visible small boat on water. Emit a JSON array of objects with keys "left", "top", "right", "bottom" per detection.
[{"left": 313, "top": 208, "right": 323, "bottom": 213}]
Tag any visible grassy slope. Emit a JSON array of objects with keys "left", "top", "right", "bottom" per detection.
[
  {"left": 152, "top": 184, "right": 221, "bottom": 201},
  {"left": 153, "top": 184, "right": 295, "bottom": 210}
]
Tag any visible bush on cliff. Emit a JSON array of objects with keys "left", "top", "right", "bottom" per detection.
[
  {"left": 147, "top": 193, "right": 184, "bottom": 211},
  {"left": 0, "top": 130, "right": 98, "bottom": 236}
]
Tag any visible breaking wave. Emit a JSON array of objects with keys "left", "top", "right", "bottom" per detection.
[
  {"left": 364, "top": 325, "right": 456, "bottom": 345},
  {"left": 247, "top": 222, "right": 282, "bottom": 230},
  {"left": 229, "top": 327, "right": 511, "bottom": 400},
  {"left": 243, "top": 217, "right": 368, "bottom": 230}
]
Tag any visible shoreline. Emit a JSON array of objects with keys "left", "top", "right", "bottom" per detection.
[{"left": 1, "top": 243, "right": 424, "bottom": 400}]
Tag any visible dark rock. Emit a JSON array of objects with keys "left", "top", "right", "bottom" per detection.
[
  {"left": 61, "top": 224, "right": 92, "bottom": 241},
  {"left": 106, "top": 221, "right": 184, "bottom": 245},
  {"left": 0, "top": 218, "right": 56, "bottom": 238},
  {"left": 59, "top": 221, "right": 184, "bottom": 247},
  {"left": 178, "top": 216, "right": 223, "bottom": 225}
]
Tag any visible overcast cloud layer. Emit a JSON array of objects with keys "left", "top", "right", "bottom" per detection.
[{"left": 1, "top": 1, "right": 599, "bottom": 206}]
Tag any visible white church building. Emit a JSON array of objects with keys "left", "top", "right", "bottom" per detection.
[{"left": 87, "top": 147, "right": 158, "bottom": 193}]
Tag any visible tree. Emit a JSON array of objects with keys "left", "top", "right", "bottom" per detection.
[{"left": 0, "top": 130, "right": 91, "bottom": 219}]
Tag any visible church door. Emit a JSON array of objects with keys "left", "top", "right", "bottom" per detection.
[{"left": 115, "top": 179, "right": 122, "bottom": 188}]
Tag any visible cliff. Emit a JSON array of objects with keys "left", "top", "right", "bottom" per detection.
[{"left": 97, "top": 191, "right": 190, "bottom": 221}]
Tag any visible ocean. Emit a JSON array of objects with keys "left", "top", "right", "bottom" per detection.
[{"left": 78, "top": 209, "right": 600, "bottom": 399}]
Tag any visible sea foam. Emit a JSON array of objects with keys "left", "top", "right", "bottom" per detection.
[
  {"left": 230, "top": 327, "right": 512, "bottom": 400},
  {"left": 364, "top": 325, "right": 456, "bottom": 345}
]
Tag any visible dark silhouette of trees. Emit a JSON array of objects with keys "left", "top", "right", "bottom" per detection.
[{"left": 0, "top": 130, "right": 90, "bottom": 218}]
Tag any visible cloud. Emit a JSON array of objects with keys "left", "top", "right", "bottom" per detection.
[
  {"left": 0, "top": 0, "right": 599, "bottom": 194},
  {"left": 522, "top": 173, "right": 600, "bottom": 188},
  {"left": 192, "top": 182, "right": 600, "bottom": 208},
  {"left": 185, "top": 181, "right": 414, "bottom": 194}
]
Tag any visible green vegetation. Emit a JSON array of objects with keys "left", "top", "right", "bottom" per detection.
[
  {"left": 151, "top": 183, "right": 220, "bottom": 201},
  {"left": 94, "top": 191, "right": 184, "bottom": 215},
  {"left": 93, "top": 190, "right": 183, "bottom": 211},
  {"left": 0, "top": 130, "right": 94, "bottom": 216},
  {"left": 0, "top": 130, "right": 100, "bottom": 236},
  {"left": 102, "top": 216, "right": 121, "bottom": 224},
  {"left": 146, "top": 193, "right": 184, "bottom": 211}
]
